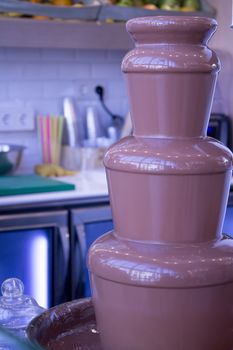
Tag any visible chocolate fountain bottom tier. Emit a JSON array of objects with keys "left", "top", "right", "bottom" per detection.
[
  {"left": 90, "top": 275, "right": 233, "bottom": 350},
  {"left": 89, "top": 233, "right": 233, "bottom": 349}
]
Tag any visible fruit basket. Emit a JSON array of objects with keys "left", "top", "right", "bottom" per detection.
[
  {"left": 98, "top": 0, "right": 216, "bottom": 21},
  {"left": 0, "top": 0, "right": 216, "bottom": 21},
  {"left": 0, "top": 0, "right": 101, "bottom": 20}
]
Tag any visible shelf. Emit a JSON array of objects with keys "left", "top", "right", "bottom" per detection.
[
  {"left": 0, "top": 17, "right": 134, "bottom": 50},
  {"left": 0, "top": 0, "right": 216, "bottom": 51}
]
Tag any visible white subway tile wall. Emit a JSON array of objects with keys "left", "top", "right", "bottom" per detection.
[
  {"left": 0, "top": 47, "right": 231, "bottom": 174},
  {"left": 0, "top": 48, "right": 129, "bottom": 174}
]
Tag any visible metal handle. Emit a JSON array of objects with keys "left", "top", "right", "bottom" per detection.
[
  {"left": 72, "top": 224, "right": 87, "bottom": 299},
  {"left": 75, "top": 224, "right": 87, "bottom": 267},
  {"left": 53, "top": 225, "right": 70, "bottom": 305}
]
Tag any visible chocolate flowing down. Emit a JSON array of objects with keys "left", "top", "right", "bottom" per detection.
[{"left": 88, "top": 16, "right": 233, "bottom": 350}]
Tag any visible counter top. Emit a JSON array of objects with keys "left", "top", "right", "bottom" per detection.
[
  {"left": 0, "top": 170, "right": 233, "bottom": 211},
  {"left": 0, "top": 170, "right": 109, "bottom": 210}
]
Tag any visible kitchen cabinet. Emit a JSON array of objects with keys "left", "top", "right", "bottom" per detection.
[
  {"left": 71, "top": 205, "right": 113, "bottom": 299},
  {"left": 0, "top": 180, "right": 112, "bottom": 307},
  {"left": 0, "top": 0, "right": 215, "bottom": 51},
  {"left": 0, "top": 175, "right": 232, "bottom": 308}
]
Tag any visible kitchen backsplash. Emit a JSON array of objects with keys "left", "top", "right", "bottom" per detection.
[
  {"left": 0, "top": 48, "right": 128, "bottom": 174},
  {"left": 0, "top": 47, "right": 232, "bottom": 174}
]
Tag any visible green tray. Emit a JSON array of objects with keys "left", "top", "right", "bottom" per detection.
[{"left": 0, "top": 175, "right": 75, "bottom": 196}]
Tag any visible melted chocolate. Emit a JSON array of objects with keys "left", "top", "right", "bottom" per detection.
[{"left": 27, "top": 299, "right": 101, "bottom": 350}]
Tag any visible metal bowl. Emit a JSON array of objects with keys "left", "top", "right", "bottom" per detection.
[{"left": 0, "top": 144, "right": 25, "bottom": 175}]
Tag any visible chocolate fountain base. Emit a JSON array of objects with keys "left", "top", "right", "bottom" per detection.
[{"left": 27, "top": 298, "right": 102, "bottom": 350}]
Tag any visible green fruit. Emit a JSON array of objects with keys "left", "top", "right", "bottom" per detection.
[
  {"left": 117, "top": 0, "right": 133, "bottom": 6},
  {"left": 133, "top": 0, "right": 144, "bottom": 6},
  {"left": 159, "top": 0, "right": 181, "bottom": 10},
  {"left": 182, "top": 0, "right": 199, "bottom": 10}
]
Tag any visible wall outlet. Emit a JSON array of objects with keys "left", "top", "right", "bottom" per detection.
[{"left": 0, "top": 101, "right": 34, "bottom": 131}]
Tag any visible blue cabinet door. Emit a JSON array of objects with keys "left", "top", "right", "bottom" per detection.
[
  {"left": 83, "top": 220, "right": 113, "bottom": 297},
  {"left": 222, "top": 206, "right": 233, "bottom": 238},
  {"left": 72, "top": 206, "right": 113, "bottom": 298}
]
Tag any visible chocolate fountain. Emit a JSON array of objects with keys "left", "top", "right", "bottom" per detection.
[{"left": 88, "top": 16, "right": 233, "bottom": 350}]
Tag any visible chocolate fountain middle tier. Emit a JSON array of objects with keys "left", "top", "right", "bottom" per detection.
[{"left": 104, "top": 136, "right": 232, "bottom": 243}]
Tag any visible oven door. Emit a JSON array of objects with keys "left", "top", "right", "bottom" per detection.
[{"left": 0, "top": 210, "right": 69, "bottom": 308}]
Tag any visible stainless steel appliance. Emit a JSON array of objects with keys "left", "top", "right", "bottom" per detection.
[{"left": 0, "top": 211, "right": 69, "bottom": 309}]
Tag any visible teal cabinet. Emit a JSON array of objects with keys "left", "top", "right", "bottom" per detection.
[
  {"left": 71, "top": 206, "right": 113, "bottom": 298},
  {"left": 223, "top": 206, "right": 233, "bottom": 238}
]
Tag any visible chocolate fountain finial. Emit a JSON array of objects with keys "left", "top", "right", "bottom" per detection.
[{"left": 89, "top": 16, "right": 233, "bottom": 350}]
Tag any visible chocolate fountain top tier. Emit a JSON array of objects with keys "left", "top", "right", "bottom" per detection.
[
  {"left": 127, "top": 16, "right": 216, "bottom": 44},
  {"left": 122, "top": 16, "right": 220, "bottom": 138},
  {"left": 122, "top": 16, "right": 219, "bottom": 73}
]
